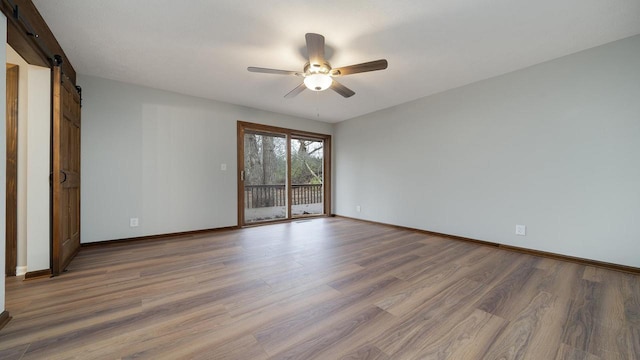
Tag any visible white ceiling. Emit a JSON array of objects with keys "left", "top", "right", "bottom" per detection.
[{"left": 33, "top": 0, "right": 640, "bottom": 123}]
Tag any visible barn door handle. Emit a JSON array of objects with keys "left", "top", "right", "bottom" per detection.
[{"left": 60, "top": 171, "right": 67, "bottom": 184}]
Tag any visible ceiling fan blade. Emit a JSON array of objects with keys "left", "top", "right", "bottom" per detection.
[
  {"left": 330, "top": 80, "right": 355, "bottom": 98},
  {"left": 284, "top": 83, "right": 306, "bottom": 98},
  {"left": 248, "top": 67, "right": 301, "bottom": 76},
  {"left": 305, "top": 33, "right": 325, "bottom": 66},
  {"left": 331, "top": 59, "right": 388, "bottom": 76}
]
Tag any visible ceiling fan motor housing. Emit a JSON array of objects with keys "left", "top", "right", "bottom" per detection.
[{"left": 304, "top": 62, "right": 332, "bottom": 75}]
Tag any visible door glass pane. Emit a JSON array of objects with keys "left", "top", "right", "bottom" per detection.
[
  {"left": 291, "top": 138, "right": 324, "bottom": 217},
  {"left": 243, "top": 132, "right": 287, "bottom": 223}
]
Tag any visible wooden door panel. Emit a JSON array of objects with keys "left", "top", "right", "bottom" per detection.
[{"left": 52, "top": 66, "right": 81, "bottom": 275}]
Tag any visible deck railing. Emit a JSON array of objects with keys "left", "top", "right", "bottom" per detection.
[{"left": 244, "top": 184, "right": 323, "bottom": 208}]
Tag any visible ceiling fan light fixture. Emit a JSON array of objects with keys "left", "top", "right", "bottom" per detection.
[{"left": 304, "top": 73, "right": 332, "bottom": 91}]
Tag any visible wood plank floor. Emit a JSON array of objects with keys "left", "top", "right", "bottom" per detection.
[{"left": 1, "top": 217, "right": 638, "bottom": 359}]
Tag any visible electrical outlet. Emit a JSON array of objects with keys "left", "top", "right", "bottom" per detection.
[
  {"left": 356, "top": 205, "right": 361, "bottom": 213},
  {"left": 130, "top": 218, "right": 139, "bottom": 227},
  {"left": 220, "top": 163, "right": 227, "bottom": 171},
  {"left": 515, "top": 224, "right": 526, "bottom": 236}
]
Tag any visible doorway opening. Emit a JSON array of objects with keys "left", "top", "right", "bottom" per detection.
[{"left": 5, "top": 63, "right": 18, "bottom": 276}]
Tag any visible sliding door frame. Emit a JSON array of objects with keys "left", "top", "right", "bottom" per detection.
[{"left": 237, "top": 121, "right": 331, "bottom": 226}]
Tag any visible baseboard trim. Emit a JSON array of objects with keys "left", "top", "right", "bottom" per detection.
[
  {"left": 335, "top": 215, "right": 640, "bottom": 275},
  {"left": 81, "top": 226, "right": 240, "bottom": 248},
  {"left": 0, "top": 310, "right": 11, "bottom": 331},
  {"left": 16, "top": 266, "right": 28, "bottom": 276},
  {"left": 83, "top": 216, "right": 336, "bottom": 247},
  {"left": 24, "top": 269, "right": 53, "bottom": 280}
]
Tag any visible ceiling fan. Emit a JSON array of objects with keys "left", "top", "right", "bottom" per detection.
[{"left": 248, "top": 33, "right": 388, "bottom": 98}]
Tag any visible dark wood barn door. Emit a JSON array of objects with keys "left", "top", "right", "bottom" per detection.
[{"left": 51, "top": 66, "right": 81, "bottom": 275}]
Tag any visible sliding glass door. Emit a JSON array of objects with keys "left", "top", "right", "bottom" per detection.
[
  {"left": 291, "top": 137, "right": 324, "bottom": 217},
  {"left": 238, "top": 122, "right": 331, "bottom": 225},
  {"left": 243, "top": 131, "right": 287, "bottom": 223}
]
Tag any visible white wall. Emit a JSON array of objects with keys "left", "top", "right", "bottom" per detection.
[
  {"left": 25, "top": 66, "right": 51, "bottom": 272},
  {"left": 1, "top": 12, "right": 7, "bottom": 313},
  {"left": 335, "top": 35, "right": 640, "bottom": 268},
  {"left": 79, "top": 75, "right": 333, "bottom": 243}
]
